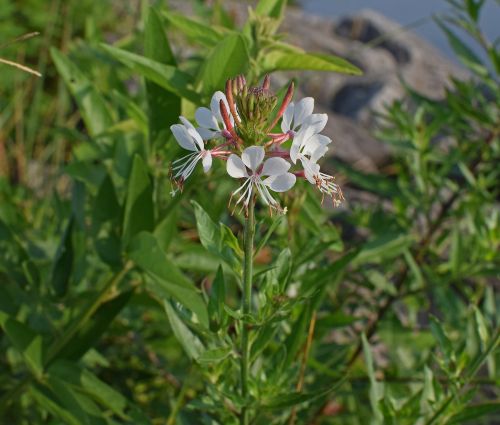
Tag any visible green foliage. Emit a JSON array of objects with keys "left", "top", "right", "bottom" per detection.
[{"left": 1, "top": 0, "right": 498, "bottom": 424}]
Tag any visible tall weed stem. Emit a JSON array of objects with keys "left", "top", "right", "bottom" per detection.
[{"left": 240, "top": 196, "right": 255, "bottom": 425}]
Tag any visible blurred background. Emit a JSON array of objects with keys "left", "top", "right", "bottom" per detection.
[{"left": 0, "top": 0, "right": 498, "bottom": 424}]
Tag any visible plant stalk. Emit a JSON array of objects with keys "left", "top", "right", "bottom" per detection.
[{"left": 240, "top": 197, "right": 255, "bottom": 425}]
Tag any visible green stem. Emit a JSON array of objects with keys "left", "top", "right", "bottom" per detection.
[{"left": 240, "top": 197, "right": 255, "bottom": 425}]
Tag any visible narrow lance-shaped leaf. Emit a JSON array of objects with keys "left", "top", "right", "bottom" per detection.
[
  {"left": 51, "top": 48, "right": 113, "bottom": 137},
  {"left": 0, "top": 312, "right": 44, "bottom": 378},
  {"left": 208, "top": 265, "right": 226, "bottom": 331},
  {"left": 197, "top": 34, "right": 250, "bottom": 95},
  {"left": 164, "top": 300, "right": 205, "bottom": 361},
  {"left": 255, "top": 0, "right": 288, "bottom": 21},
  {"left": 145, "top": 8, "right": 180, "bottom": 145},
  {"left": 162, "top": 10, "right": 226, "bottom": 47},
  {"left": 262, "top": 50, "right": 362, "bottom": 75},
  {"left": 129, "top": 232, "right": 208, "bottom": 326},
  {"left": 122, "top": 155, "right": 154, "bottom": 247},
  {"left": 191, "top": 201, "right": 243, "bottom": 275},
  {"left": 50, "top": 217, "right": 74, "bottom": 298},
  {"left": 362, "top": 333, "right": 384, "bottom": 424},
  {"left": 100, "top": 43, "right": 200, "bottom": 104}
]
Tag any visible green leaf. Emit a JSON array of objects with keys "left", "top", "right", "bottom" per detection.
[
  {"left": 49, "top": 360, "right": 128, "bottom": 418},
  {"left": 100, "top": 43, "right": 200, "bottom": 104},
  {"left": 56, "top": 290, "right": 135, "bottom": 361},
  {"left": 448, "top": 403, "right": 500, "bottom": 424},
  {"left": 51, "top": 48, "right": 113, "bottom": 137},
  {"left": 197, "top": 346, "right": 232, "bottom": 364},
  {"left": 435, "top": 19, "right": 487, "bottom": 75},
  {"left": 255, "top": 0, "right": 287, "bottom": 20},
  {"left": 50, "top": 217, "right": 74, "bottom": 298},
  {"left": 262, "top": 50, "right": 362, "bottom": 75},
  {"left": 122, "top": 155, "right": 154, "bottom": 247},
  {"left": 93, "top": 174, "right": 121, "bottom": 224},
  {"left": 207, "top": 266, "right": 226, "bottom": 331},
  {"left": 0, "top": 313, "right": 44, "bottom": 378},
  {"left": 280, "top": 303, "right": 311, "bottom": 372},
  {"left": 30, "top": 384, "right": 82, "bottom": 425},
  {"left": 191, "top": 201, "right": 243, "bottom": 275},
  {"left": 261, "top": 379, "right": 344, "bottom": 409},
  {"left": 429, "top": 315, "right": 453, "bottom": 360},
  {"left": 198, "top": 34, "right": 250, "bottom": 94},
  {"left": 362, "top": 333, "right": 384, "bottom": 423},
  {"left": 43, "top": 375, "right": 107, "bottom": 424},
  {"left": 144, "top": 7, "right": 180, "bottom": 145},
  {"left": 162, "top": 11, "right": 226, "bottom": 47},
  {"left": 354, "top": 233, "right": 414, "bottom": 265},
  {"left": 274, "top": 248, "right": 292, "bottom": 292},
  {"left": 129, "top": 232, "right": 208, "bottom": 326},
  {"left": 164, "top": 300, "right": 205, "bottom": 361}
]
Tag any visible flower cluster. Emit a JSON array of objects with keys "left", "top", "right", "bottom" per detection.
[{"left": 170, "top": 75, "right": 343, "bottom": 213}]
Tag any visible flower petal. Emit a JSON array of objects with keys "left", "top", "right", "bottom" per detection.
[
  {"left": 210, "top": 91, "right": 228, "bottom": 121},
  {"left": 227, "top": 154, "right": 249, "bottom": 178},
  {"left": 293, "top": 97, "right": 314, "bottom": 127},
  {"left": 261, "top": 157, "right": 291, "bottom": 176},
  {"left": 179, "top": 116, "right": 196, "bottom": 131},
  {"left": 195, "top": 107, "right": 219, "bottom": 131},
  {"left": 170, "top": 124, "right": 198, "bottom": 151},
  {"left": 197, "top": 127, "right": 218, "bottom": 140},
  {"left": 264, "top": 173, "right": 296, "bottom": 192},
  {"left": 302, "top": 134, "right": 331, "bottom": 162},
  {"left": 241, "top": 146, "right": 265, "bottom": 172},
  {"left": 281, "top": 102, "right": 294, "bottom": 132},
  {"left": 302, "top": 113, "right": 327, "bottom": 137},
  {"left": 289, "top": 141, "right": 300, "bottom": 164},
  {"left": 302, "top": 158, "right": 320, "bottom": 184},
  {"left": 202, "top": 151, "right": 212, "bottom": 173},
  {"left": 178, "top": 116, "right": 205, "bottom": 150}
]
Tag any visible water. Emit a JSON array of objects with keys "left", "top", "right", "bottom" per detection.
[{"left": 298, "top": 0, "right": 500, "bottom": 64}]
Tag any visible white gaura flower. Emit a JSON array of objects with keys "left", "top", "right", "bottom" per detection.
[
  {"left": 282, "top": 96, "right": 327, "bottom": 139},
  {"left": 227, "top": 146, "right": 296, "bottom": 211},
  {"left": 170, "top": 117, "right": 212, "bottom": 185},
  {"left": 195, "top": 91, "right": 234, "bottom": 140},
  {"left": 301, "top": 155, "right": 344, "bottom": 206}
]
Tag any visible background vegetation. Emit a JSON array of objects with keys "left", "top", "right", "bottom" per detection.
[{"left": 0, "top": 0, "right": 498, "bottom": 424}]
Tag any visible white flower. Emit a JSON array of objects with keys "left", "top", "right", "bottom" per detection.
[
  {"left": 301, "top": 157, "right": 343, "bottom": 206},
  {"left": 195, "top": 91, "right": 233, "bottom": 140},
  {"left": 227, "top": 146, "right": 296, "bottom": 210},
  {"left": 281, "top": 97, "right": 328, "bottom": 164},
  {"left": 170, "top": 117, "right": 212, "bottom": 184}
]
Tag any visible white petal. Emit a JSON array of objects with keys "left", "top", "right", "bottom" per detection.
[
  {"left": 293, "top": 97, "right": 314, "bottom": 127},
  {"left": 195, "top": 107, "right": 219, "bottom": 131},
  {"left": 202, "top": 151, "right": 212, "bottom": 173},
  {"left": 188, "top": 128, "right": 205, "bottom": 150},
  {"left": 290, "top": 142, "right": 300, "bottom": 164},
  {"left": 197, "top": 127, "right": 218, "bottom": 140},
  {"left": 170, "top": 124, "right": 197, "bottom": 151},
  {"left": 264, "top": 173, "right": 296, "bottom": 192},
  {"left": 281, "top": 102, "right": 294, "bottom": 132},
  {"left": 310, "top": 144, "right": 329, "bottom": 162},
  {"left": 302, "top": 159, "right": 320, "bottom": 184},
  {"left": 227, "top": 154, "right": 249, "bottom": 178},
  {"left": 302, "top": 134, "right": 331, "bottom": 162},
  {"left": 261, "top": 157, "right": 291, "bottom": 176},
  {"left": 241, "top": 146, "right": 265, "bottom": 172},
  {"left": 210, "top": 91, "right": 228, "bottom": 121},
  {"left": 303, "top": 113, "right": 327, "bottom": 136},
  {"left": 179, "top": 116, "right": 196, "bottom": 132}
]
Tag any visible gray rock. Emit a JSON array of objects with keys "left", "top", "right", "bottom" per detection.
[{"left": 277, "top": 7, "right": 469, "bottom": 170}]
